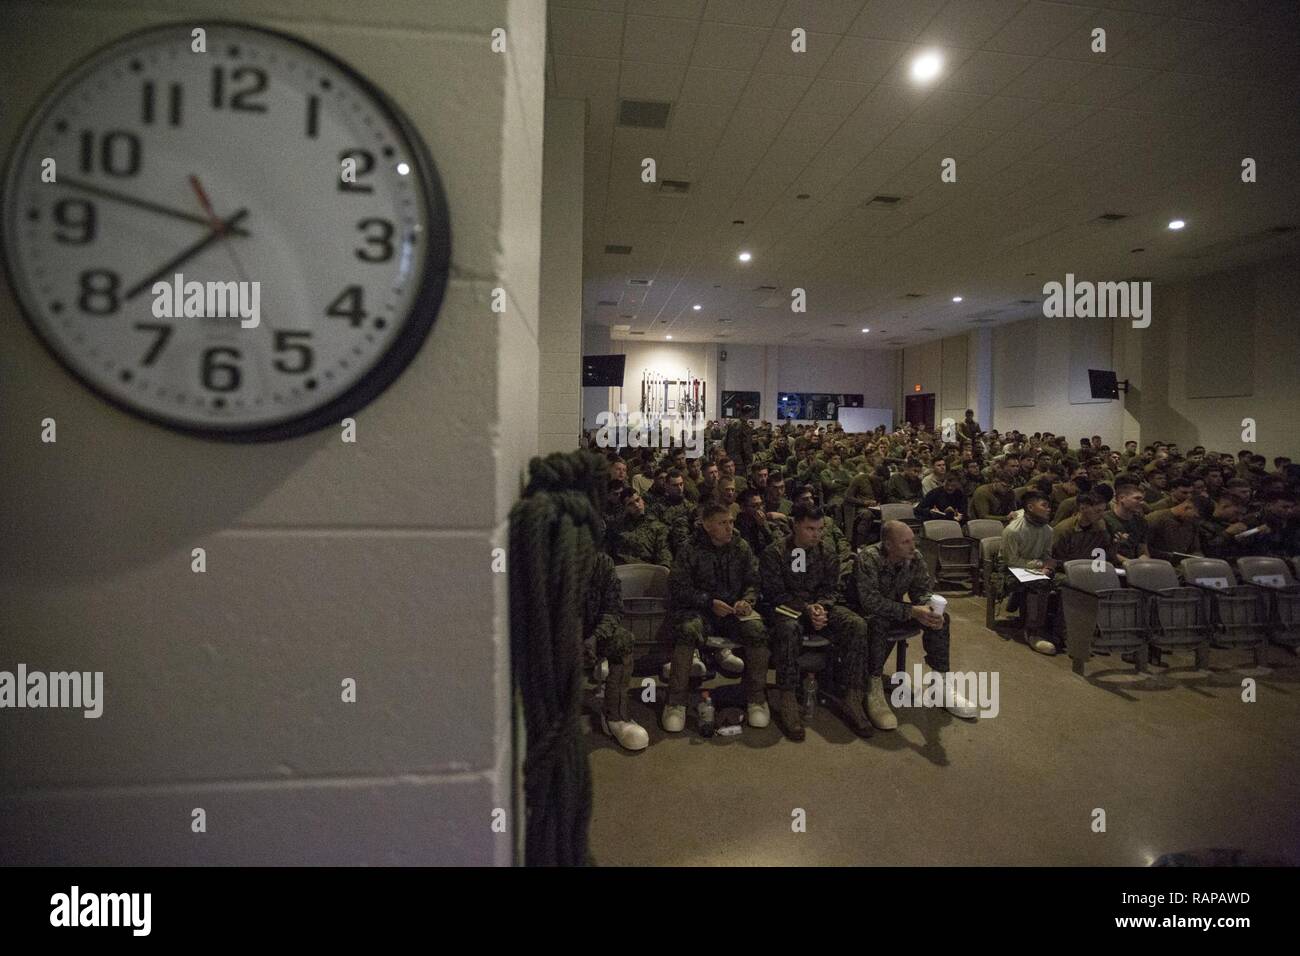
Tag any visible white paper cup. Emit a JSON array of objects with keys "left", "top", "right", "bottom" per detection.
[{"left": 929, "top": 595, "right": 948, "bottom": 617}]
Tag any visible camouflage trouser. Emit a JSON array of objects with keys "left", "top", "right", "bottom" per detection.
[
  {"left": 594, "top": 625, "right": 635, "bottom": 661},
  {"left": 769, "top": 605, "right": 870, "bottom": 692},
  {"left": 672, "top": 612, "right": 767, "bottom": 650},
  {"left": 868, "top": 614, "right": 950, "bottom": 676},
  {"left": 668, "top": 612, "right": 768, "bottom": 707}
]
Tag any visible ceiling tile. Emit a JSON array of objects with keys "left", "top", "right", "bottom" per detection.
[
  {"left": 917, "top": 0, "right": 1029, "bottom": 49},
  {"left": 984, "top": 1, "right": 1098, "bottom": 55},
  {"left": 775, "top": 0, "right": 870, "bottom": 34},
  {"left": 690, "top": 21, "right": 770, "bottom": 70},
  {"left": 622, "top": 15, "right": 699, "bottom": 65},
  {"left": 703, "top": 0, "right": 787, "bottom": 26},
  {"left": 848, "top": 0, "right": 947, "bottom": 41},
  {"left": 549, "top": 6, "right": 625, "bottom": 57},
  {"left": 752, "top": 28, "right": 838, "bottom": 75},
  {"left": 677, "top": 65, "right": 750, "bottom": 106},
  {"left": 738, "top": 72, "right": 815, "bottom": 111}
]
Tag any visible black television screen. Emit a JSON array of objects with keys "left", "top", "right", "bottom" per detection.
[
  {"left": 1088, "top": 369, "right": 1120, "bottom": 400},
  {"left": 582, "top": 354, "right": 626, "bottom": 387}
]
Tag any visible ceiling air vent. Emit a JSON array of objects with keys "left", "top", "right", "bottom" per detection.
[
  {"left": 904, "top": 292, "right": 925, "bottom": 299},
  {"left": 862, "top": 194, "right": 903, "bottom": 208},
  {"left": 618, "top": 99, "right": 672, "bottom": 129},
  {"left": 1097, "top": 212, "right": 1127, "bottom": 221},
  {"left": 918, "top": 327, "right": 937, "bottom": 332},
  {"left": 605, "top": 244, "right": 632, "bottom": 255},
  {"left": 660, "top": 179, "right": 691, "bottom": 194},
  {"left": 597, "top": 299, "right": 618, "bottom": 306},
  {"left": 754, "top": 284, "right": 778, "bottom": 292},
  {"left": 1271, "top": 225, "right": 1296, "bottom": 234},
  {"left": 629, "top": 330, "right": 646, "bottom": 335},
  {"left": 628, "top": 278, "right": 652, "bottom": 286}
]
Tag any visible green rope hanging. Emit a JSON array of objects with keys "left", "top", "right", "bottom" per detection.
[{"left": 508, "top": 449, "right": 607, "bottom": 866}]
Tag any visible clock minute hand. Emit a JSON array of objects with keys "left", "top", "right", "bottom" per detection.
[
  {"left": 124, "top": 208, "right": 250, "bottom": 301},
  {"left": 57, "top": 175, "right": 252, "bottom": 238}
]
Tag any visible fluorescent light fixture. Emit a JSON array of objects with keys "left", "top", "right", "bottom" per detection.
[
  {"left": 666, "top": 335, "right": 673, "bottom": 339},
  {"left": 738, "top": 251, "right": 752, "bottom": 262},
  {"left": 692, "top": 304, "right": 702, "bottom": 310},
  {"left": 1168, "top": 219, "right": 1185, "bottom": 230},
  {"left": 952, "top": 296, "right": 962, "bottom": 302},
  {"left": 861, "top": 328, "right": 870, "bottom": 333},
  {"left": 911, "top": 50, "right": 943, "bottom": 83}
]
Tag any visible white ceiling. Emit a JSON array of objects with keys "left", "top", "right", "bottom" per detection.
[{"left": 545, "top": 0, "right": 1300, "bottom": 349}]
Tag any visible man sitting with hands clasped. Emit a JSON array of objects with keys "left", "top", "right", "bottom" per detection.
[{"left": 852, "top": 520, "right": 979, "bottom": 728}]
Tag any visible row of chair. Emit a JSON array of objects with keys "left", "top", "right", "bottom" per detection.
[{"left": 1046, "top": 556, "right": 1299, "bottom": 674}]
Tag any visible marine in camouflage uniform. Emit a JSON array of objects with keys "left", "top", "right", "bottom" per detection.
[
  {"left": 584, "top": 552, "right": 637, "bottom": 725},
  {"left": 760, "top": 510, "right": 872, "bottom": 739},
  {"left": 852, "top": 522, "right": 967, "bottom": 729},
  {"left": 665, "top": 518, "right": 767, "bottom": 710},
  {"left": 607, "top": 509, "right": 672, "bottom": 566}
]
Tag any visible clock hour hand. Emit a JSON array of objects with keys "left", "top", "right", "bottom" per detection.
[
  {"left": 124, "top": 208, "right": 250, "bottom": 301},
  {"left": 56, "top": 175, "right": 252, "bottom": 238}
]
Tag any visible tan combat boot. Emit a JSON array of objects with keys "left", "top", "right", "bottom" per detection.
[
  {"left": 840, "top": 686, "right": 873, "bottom": 737},
  {"left": 773, "top": 689, "right": 805, "bottom": 741},
  {"left": 866, "top": 675, "right": 898, "bottom": 730}
]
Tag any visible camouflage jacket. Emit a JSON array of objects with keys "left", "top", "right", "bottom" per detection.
[
  {"left": 607, "top": 513, "right": 672, "bottom": 566},
  {"left": 584, "top": 553, "right": 624, "bottom": 646},
  {"left": 668, "top": 528, "right": 760, "bottom": 616},
  {"left": 852, "top": 543, "right": 935, "bottom": 627},
  {"left": 656, "top": 499, "right": 698, "bottom": 555},
  {"left": 760, "top": 534, "right": 840, "bottom": 616}
]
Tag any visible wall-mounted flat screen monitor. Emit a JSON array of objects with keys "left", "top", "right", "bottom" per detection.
[
  {"left": 1088, "top": 369, "right": 1120, "bottom": 400},
  {"left": 582, "top": 354, "right": 626, "bottom": 387},
  {"left": 722, "top": 391, "right": 760, "bottom": 418},
  {"left": 776, "top": 393, "right": 864, "bottom": 420}
]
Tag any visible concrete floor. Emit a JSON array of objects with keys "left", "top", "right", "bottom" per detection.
[{"left": 587, "top": 594, "right": 1300, "bottom": 866}]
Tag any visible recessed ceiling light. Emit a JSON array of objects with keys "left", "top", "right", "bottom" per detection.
[
  {"left": 952, "top": 296, "right": 963, "bottom": 302},
  {"left": 861, "top": 328, "right": 870, "bottom": 333},
  {"left": 666, "top": 335, "right": 673, "bottom": 340},
  {"left": 738, "top": 251, "right": 752, "bottom": 262},
  {"left": 692, "top": 304, "right": 702, "bottom": 310},
  {"left": 1168, "top": 219, "right": 1186, "bottom": 230},
  {"left": 396, "top": 162, "right": 410, "bottom": 176},
  {"left": 910, "top": 50, "right": 943, "bottom": 84}
]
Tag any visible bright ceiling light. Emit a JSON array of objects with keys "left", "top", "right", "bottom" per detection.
[
  {"left": 738, "top": 251, "right": 752, "bottom": 262},
  {"left": 910, "top": 50, "right": 943, "bottom": 83},
  {"left": 861, "top": 328, "right": 870, "bottom": 333},
  {"left": 666, "top": 335, "right": 673, "bottom": 339},
  {"left": 1168, "top": 219, "right": 1186, "bottom": 230},
  {"left": 692, "top": 304, "right": 702, "bottom": 310},
  {"left": 952, "top": 296, "right": 963, "bottom": 302},
  {"left": 396, "top": 162, "right": 410, "bottom": 175}
]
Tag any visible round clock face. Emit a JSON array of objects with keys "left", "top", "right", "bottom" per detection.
[{"left": 2, "top": 22, "right": 450, "bottom": 440}]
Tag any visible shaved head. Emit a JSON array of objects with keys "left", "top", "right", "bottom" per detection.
[{"left": 881, "top": 519, "right": 916, "bottom": 561}]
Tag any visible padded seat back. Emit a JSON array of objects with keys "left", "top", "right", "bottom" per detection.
[
  {"left": 1065, "top": 559, "right": 1121, "bottom": 593},
  {"left": 923, "top": 519, "right": 964, "bottom": 541},
  {"left": 966, "top": 519, "right": 1004, "bottom": 540},
  {"left": 1124, "top": 558, "right": 1180, "bottom": 592},
  {"left": 1238, "top": 556, "right": 1296, "bottom": 588},
  {"left": 614, "top": 563, "right": 669, "bottom": 598},
  {"left": 1180, "top": 557, "right": 1235, "bottom": 590}
]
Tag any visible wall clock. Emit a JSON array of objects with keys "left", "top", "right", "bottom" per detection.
[{"left": 2, "top": 22, "right": 450, "bottom": 441}]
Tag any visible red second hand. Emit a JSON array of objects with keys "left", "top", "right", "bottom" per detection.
[{"left": 188, "top": 174, "right": 225, "bottom": 236}]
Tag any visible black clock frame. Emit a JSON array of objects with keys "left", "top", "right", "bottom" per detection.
[{"left": 0, "top": 21, "right": 451, "bottom": 443}]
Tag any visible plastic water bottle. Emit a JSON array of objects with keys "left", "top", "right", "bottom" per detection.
[
  {"left": 698, "top": 690, "right": 715, "bottom": 738},
  {"left": 801, "top": 673, "right": 817, "bottom": 720}
]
